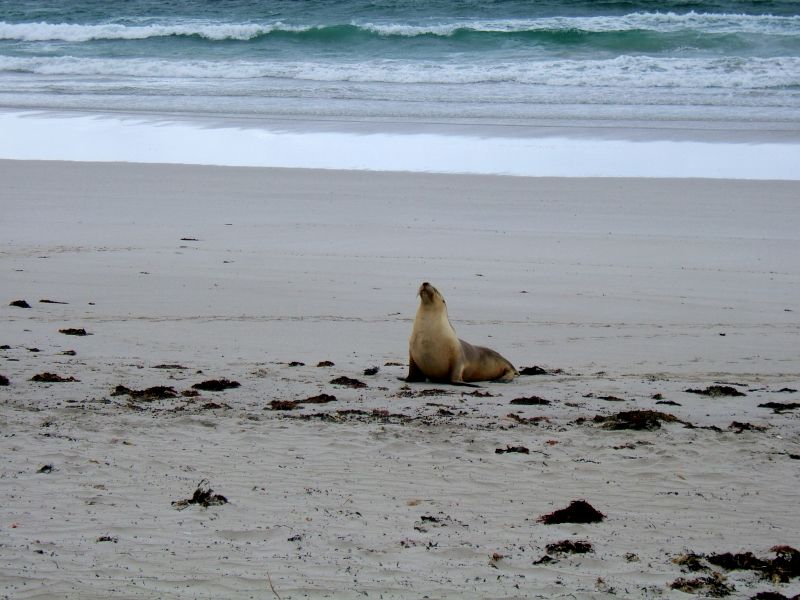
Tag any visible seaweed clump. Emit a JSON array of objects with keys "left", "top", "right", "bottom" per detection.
[
  {"left": 708, "top": 546, "right": 800, "bottom": 583},
  {"left": 172, "top": 480, "right": 228, "bottom": 510},
  {"left": 31, "top": 372, "right": 78, "bottom": 383},
  {"left": 669, "top": 573, "right": 733, "bottom": 597},
  {"left": 510, "top": 396, "right": 551, "bottom": 405},
  {"left": 269, "top": 394, "right": 337, "bottom": 411},
  {"left": 759, "top": 402, "right": 800, "bottom": 414},
  {"left": 495, "top": 445, "right": 530, "bottom": 454},
  {"left": 686, "top": 385, "right": 746, "bottom": 397},
  {"left": 112, "top": 385, "right": 178, "bottom": 401},
  {"left": 538, "top": 500, "right": 605, "bottom": 524},
  {"left": 192, "top": 379, "right": 240, "bottom": 391},
  {"left": 593, "top": 410, "right": 680, "bottom": 431},
  {"left": 546, "top": 540, "right": 593, "bottom": 554},
  {"left": 330, "top": 376, "right": 367, "bottom": 388},
  {"left": 59, "top": 328, "right": 90, "bottom": 336}
]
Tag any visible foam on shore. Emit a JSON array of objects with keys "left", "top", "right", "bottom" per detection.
[{"left": 2, "top": 109, "right": 798, "bottom": 179}]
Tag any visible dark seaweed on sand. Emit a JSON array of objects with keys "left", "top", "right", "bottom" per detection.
[
  {"left": 0, "top": 374, "right": 9, "bottom": 386},
  {"left": 30, "top": 372, "right": 78, "bottom": 383},
  {"left": 685, "top": 385, "right": 746, "bottom": 397},
  {"left": 708, "top": 546, "right": 800, "bottom": 583},
  {"left": 538, "top": 500, "right": 605, "bottom": 524},
  {"left": 751, "top": 592, "right": 800, "bottom": 600},
  {"left": 112, "top": 384, "right": 178, "bottom": 401},
  {"left": 463, "top": 389, "right": 495, "bottom": 397},
  {"left": 669, "top": 573, "right": 734, "bottom": 597},
  {"left": 269, "top": 394, "right": 337, "bottom": 410},
  {"left": 59, "top": 328, "right": 90, "bottom": 336},
  {"left": 729, "top": 421, "right": 767, "bottom": 433},
  {"left": 192, "top": 378, "right": 240, "bottom": 391},
  {"left": 507, "top": 413, "right": 550, "bottom": 425},
  {"left": 595, "top": 395, "right": 626, "bottom": 402},
  {"left": 172, "top": 479, "right": 228, "bottom": 510},
  {"left": 495, "top": 445, "right": 530, "bottom": 454},
  {"left": 395, "top": 387, "right": 453, "bottom": 398},
  {"left": 201, "top": 401, "right": 230, "bottom": 410},
  {"left": 96, "top": 535, "right": 118, "bottom": 543},
  {"left": 303, "top": 393, "right": 337, "bottom": 404},
  {"left": 673, "top": 553, "right": 709, "bottom": 572},
  {"left": 330, "top": 376, "right": 367, "bottom": 388},
  {"left": 674, "top": 546, "right": 800, "bottom": 587},
  {"left": 708, "top": 552, "right": 769, "bottom": 571},
  {"left": 292, "top": 408, "right": 410, "bottom": 424},
  {"left": 546, "top": 540, "right": 593, "bottom": 554},
  {"left": 270, "top": 400, "right": 299, "bottom": 411},
  {"left": 758, "top": 401, "right": 800, "bottom": 414},
  {"left": 510, "top": 396, "right": 551, "bottom": 405},
  {"left": 9, "top": 300, "right": 31, "bottom": 308},
  {"left": 593, "top": 410, "right": 680, "bottom": 430}
]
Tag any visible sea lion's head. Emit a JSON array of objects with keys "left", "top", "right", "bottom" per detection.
[{"left": 418, "top": 282, "right": 445, "bottom": 308}]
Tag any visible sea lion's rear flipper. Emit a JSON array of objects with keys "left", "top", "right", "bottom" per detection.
[
  {"left": 494, "top": 370, "right": 517, "bottom": 383},
  {"left": 448, "top": 361, "right": 482, "bottom": 388}
]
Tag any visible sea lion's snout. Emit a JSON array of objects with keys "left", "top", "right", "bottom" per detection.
[{"left": 418, "top": 282, "right": 436, "bottom": 303}]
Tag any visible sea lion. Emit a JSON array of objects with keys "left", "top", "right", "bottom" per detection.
[{"left": 406, "top": 282, "right": 518, "bottom": 385}]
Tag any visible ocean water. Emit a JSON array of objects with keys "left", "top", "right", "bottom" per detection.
[{"left": 1, "top": 0, "right": 799, "bottom": 129}]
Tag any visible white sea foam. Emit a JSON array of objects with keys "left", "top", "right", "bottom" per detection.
[
  {"left": 0, "top": 12, "right": 798, "bottom": 42},
  {"left": 361, "top": 12, "right": 800, "bottom": 36},
  {"left": 0, "top": 20, "right": 303, "bottom": 42},
  {"left": 1, "top": 54, "right": 798, "bottom": 90}
]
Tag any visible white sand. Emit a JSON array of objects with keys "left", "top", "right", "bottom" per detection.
[{"left": 1, "top": 160, "right": 799, "bottom": 599}]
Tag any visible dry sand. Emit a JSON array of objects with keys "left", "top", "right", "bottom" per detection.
[{"left": 1, "top": 160, "right": 799, "bottom": 599}]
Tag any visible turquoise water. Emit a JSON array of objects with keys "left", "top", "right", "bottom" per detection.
[{"left": 1, "top": 0, "right": 799, "bottom": 126}]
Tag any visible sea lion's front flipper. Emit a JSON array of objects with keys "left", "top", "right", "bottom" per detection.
[{"left": 405, "top": 355, "right": 427, "bottom": 382}]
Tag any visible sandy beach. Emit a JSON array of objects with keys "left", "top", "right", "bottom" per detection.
[{"left": 1, "top": 159, "right": 799, "bottom": 599}]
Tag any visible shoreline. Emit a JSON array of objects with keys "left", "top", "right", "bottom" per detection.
[
  {"left": 5, "top": 104, "right": 800, "bottom": 140},
  {"left": 2, "top": 109, "right": 800, "bottom": 179}
]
